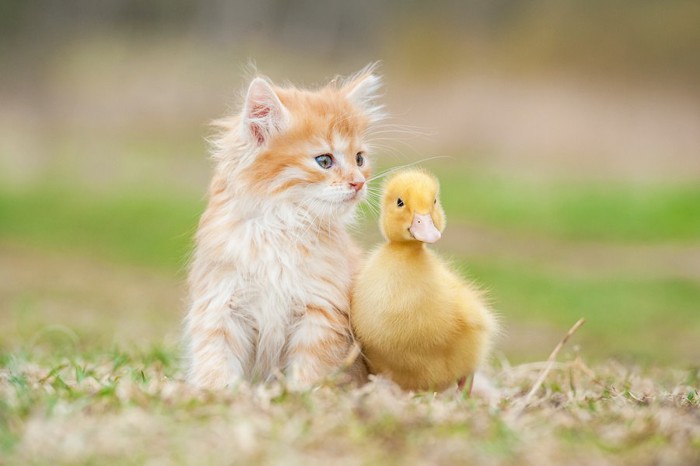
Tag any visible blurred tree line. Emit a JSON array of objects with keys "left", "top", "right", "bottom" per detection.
[{"left": 1, "top": 0, "right": 698, "bottom": 83}]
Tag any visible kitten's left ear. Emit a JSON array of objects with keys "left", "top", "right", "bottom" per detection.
[
  {"left": 242, "top": 77, "right": 289, "bottom": 147},
  {"left": 342, "top": 64, "right": 384, "bottom": 122}
]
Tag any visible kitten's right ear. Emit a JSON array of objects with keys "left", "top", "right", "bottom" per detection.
[
  {"left": 342, "top": 64, "right": 384, "bottom": 122},
  {"left": 241, "top": 77, "right": 288, "bottom": 146}
]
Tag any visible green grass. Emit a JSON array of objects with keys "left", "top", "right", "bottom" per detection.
[
  {"left": 436, "top": 168, "right": 700, "bottom": 242},
  {"left": 0, "top": 185, "right": 203, "bottom": 270},
  {"left": 1, "top": 173, "right": 699, "bottom": 276},
  {"left": 462, "top": 260, "right": 700, "bottom": 364}
]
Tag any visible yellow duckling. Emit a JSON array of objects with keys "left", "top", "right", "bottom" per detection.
[{"left": 351, "top": 169, "right": 497, "bottom": 392}]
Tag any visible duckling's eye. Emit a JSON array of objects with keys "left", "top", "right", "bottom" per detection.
[
  {"left": 434, "top": 199, "right": 437, "bottom": 204},
  {"left": 356, "top": 152, "right": 365, "bottom": 167},
  {"left": 397, "top": 198, "right": 404, "bottom": 207},
  {"left": 315, "top": 154, "right": 334, "bottom": 169}
]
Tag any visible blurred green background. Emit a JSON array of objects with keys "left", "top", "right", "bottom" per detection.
[{"left": 1, "top": 0, "right": 699, "bottom": 366}]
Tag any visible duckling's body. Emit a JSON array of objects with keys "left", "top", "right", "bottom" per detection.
[{"left": 351, "top": 169, "right": 496, "bottom": 392}]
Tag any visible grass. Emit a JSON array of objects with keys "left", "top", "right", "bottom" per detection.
[
  {"left": 435, "top": 168, "right": 700, "bottom": 243},
  {"left": 1, "top": 171, "right": 699, "bottom": 274},
  {"left": 0, "top": 184, "right": 203, "bottom": 271},
  {"left": 465, "top": 262, "right": 700, "bottom": 365},
  {"left": 0, "top": 347, "right": 698, "bottom": 465}
]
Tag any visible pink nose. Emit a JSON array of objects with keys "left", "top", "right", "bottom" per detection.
[{"left": 350, "top": 180, "right": 365, "bottom": 192}]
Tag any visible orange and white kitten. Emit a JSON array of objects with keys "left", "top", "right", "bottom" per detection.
[{"left": 184, "top": 66, "right": 382, "bottom": 389}]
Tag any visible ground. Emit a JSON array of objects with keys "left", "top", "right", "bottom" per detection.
[{"left": 2, "top": 341, "right": 699, "bottom": 465}]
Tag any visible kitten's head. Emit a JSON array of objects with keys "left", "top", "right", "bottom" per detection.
[{"left": 221, "top": 65, "right": 383, "bottom": 220}]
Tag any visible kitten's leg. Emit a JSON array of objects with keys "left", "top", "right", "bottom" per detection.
[
  {"left": 285, "top": 305, "right": 353, "bottom": 389},
  {"left": 185, "top": 300, "right": 255, "bottom": 390}
]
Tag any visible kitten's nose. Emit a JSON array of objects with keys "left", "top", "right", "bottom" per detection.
[{"left": 350, "top": 180, "right": 365, "bottom": 192}]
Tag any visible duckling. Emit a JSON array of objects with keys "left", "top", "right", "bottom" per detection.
[{"left": 351, "top": 169, "right": 497, "bottom": 392}]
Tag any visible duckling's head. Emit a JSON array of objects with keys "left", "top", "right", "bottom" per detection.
[{"left": 380, "top": 169, "right": 446, "bottom": 243}]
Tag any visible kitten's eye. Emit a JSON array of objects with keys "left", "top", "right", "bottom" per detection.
[
  {"left": 315, "top": 154, "right": 334, "bottom": 169},
  {"left": 397, "top": 198, "right": 404, "bottom": 207},
  {"left": 356, "top": 152, "right": 365, "bottom": 167}
]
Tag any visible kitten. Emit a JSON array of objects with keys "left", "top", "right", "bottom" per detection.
[{"left": 184, "top": 65, "right": 383, "bottom": 389}]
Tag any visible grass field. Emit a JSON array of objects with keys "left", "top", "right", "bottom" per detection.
[
  {"left": 1, "top": 348, "right": 699, "bottom": 465},
  {"left": 1, "top": 166, "right": 699, "bottom": 464}
]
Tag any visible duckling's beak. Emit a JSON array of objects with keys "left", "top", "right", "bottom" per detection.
[{"left": 409, "top": 213, "right": 441, "bottom": 243}]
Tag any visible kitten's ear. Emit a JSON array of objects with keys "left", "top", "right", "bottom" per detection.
[
  {"left": 342, "top": 65, "right": 384, "bottom": 122},
  {"left": 242, "top": 77, "right": 289, "bottom": 146}
]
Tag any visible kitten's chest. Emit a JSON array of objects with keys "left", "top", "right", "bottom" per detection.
[{"left": 239, "top": 226, "right": 354, "bottom": 308}]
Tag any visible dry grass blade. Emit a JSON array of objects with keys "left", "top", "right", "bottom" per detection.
[{"left": 511, "top": 318, "right": 586, "bottom": 416}]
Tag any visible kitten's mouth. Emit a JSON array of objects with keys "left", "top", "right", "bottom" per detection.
[{"left": 345, "top": 190, "right": 365, "bottom": 202}]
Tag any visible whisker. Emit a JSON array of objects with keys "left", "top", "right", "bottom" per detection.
[
  {"left": 367, "top": 155, "right": 453, "bottom": 183},
  {"left": 366, "top": 155, "right": 454, "bottom": 183}
]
